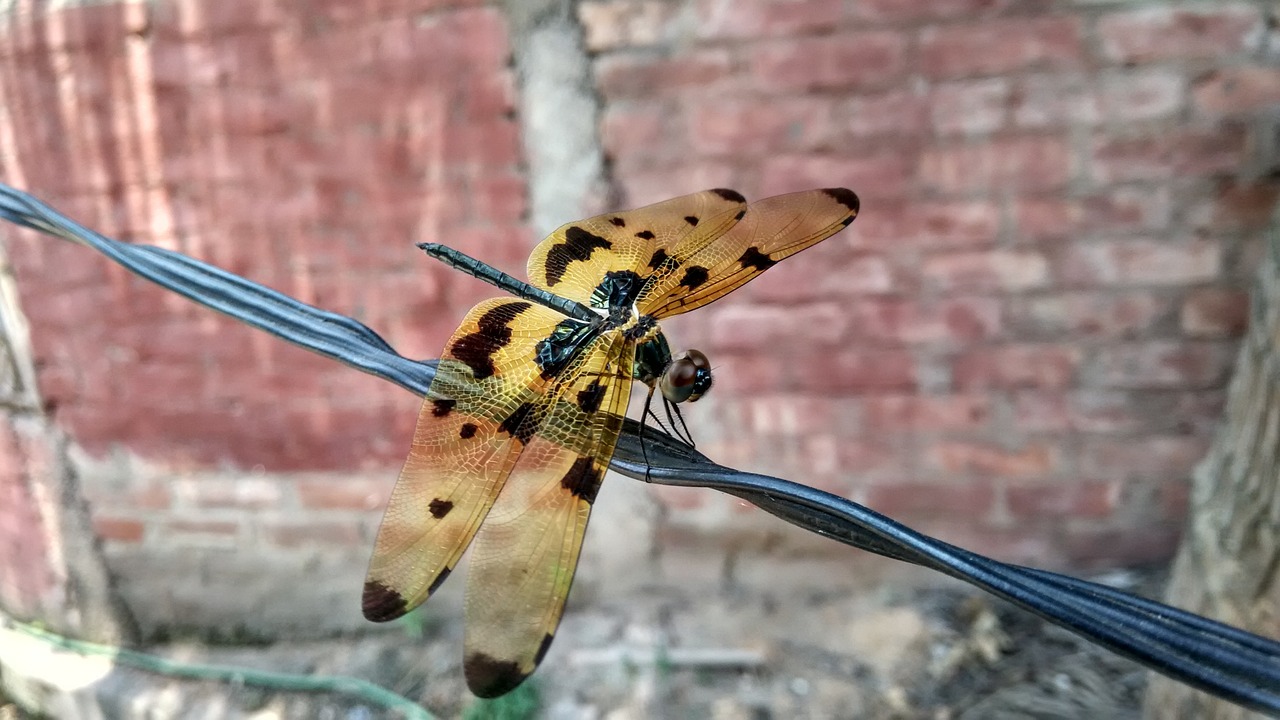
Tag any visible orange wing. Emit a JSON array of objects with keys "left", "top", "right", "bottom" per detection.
[
  {"left": 637, "top": 188, "right": 859, "bottom": 318},
  {"left": 525, "top": 189, "right": 747, "bottom": 307},
  {"left": 461, "top": 331, "right": 635, "bottom": 697},
  {"left": 362, "top": 298, "right": 567, "bottom": 622}
]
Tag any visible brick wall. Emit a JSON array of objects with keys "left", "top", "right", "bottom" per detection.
[
  {"left": 0, "top": 0, "right": 1275, "bottom": 639},
  {"left": 586, "top": 0, "right": 1275, "bottom": 565},
  {"left": 0, "top": 0, "right": 522, "bottom": 636}
]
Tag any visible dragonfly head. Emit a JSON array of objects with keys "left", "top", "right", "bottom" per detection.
[{"left": 659, "top": 349, "right": 713, "bottom": 404}]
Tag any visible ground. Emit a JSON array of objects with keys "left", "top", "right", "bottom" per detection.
[{"left": 0, "top": 565, "right": 1162, "bottom": 719}]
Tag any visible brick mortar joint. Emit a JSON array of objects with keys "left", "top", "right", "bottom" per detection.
[{"left": 0, "top": 239, "right": 40, "bottom": 412}]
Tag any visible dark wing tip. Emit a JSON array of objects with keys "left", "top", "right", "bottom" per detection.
[
  {"left": 362, "top": 580, "right": 409, "bottom": 622},
  {"left": 711, "top": 188, "right": 746, "bottom": 203},
  {"left": 822, "top": 187, "right": 860, "bottom": 213},
  {"left": 465, "top": 652, "right": 529, "bottom": 698}
]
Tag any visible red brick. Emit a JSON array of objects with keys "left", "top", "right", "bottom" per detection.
[
  {"left": 1078, "top": 436, "right": 1209, "bottom": 481},
  {"left": 865, "top": 480, "right": 996, "bottom": 517},
  {"left": 263, "top": 520, "right": 364, "bottom": 548},
  {"left": 1007, "top": 291, "right": 1172, "bottom": 339},
  {"left": 832, "top": 438, "right": 901, "bottom": 477},
  {"left": 759, "top": 152, "right": 914, "bottom": 200},
  {"left": 843, "top": 89, "right": 930, "bottom": 139},
  {"left": 1161, "top": 480, "right": 1192, "bottom": 519},
  {"left": 463, "top": 70, "right": 518, "bottom": 119},
  {"left": 596, "top": 49, "right": 733, "bottom": 98},
  {"left": 706, "top": 352, "right": 790, "bottom": 395},
  {"left": 601, "top": 103, "right": 671, "bottom": 159},
  {"left": 862, "top": 394, "right": 993, "bottom": 432},
  {"left": 1062, "top": 524, "right": 1182, "bottom": 568},
  {"left": 851, "top": 0, "right": 1014, "bottom": 23},
  {"left": 1097, "top": 5, "right": 1261, "bottom": 63},
  {"left": 442, "top": 119, "right": 521, "bottom": 168},
  {"left": 1193, "top": 66, "right": 1280, "bottom": 115},
  {"left": 920, "top": 136, "right": 1072, "bottom": 195},
  {"left": 1014, "top": 188, "right": 1172, "bottom": 241},
  {"left": 911, "top": 199, "right": 998, "bottom": 248},
  {"left": 1091, "top": 126, "right": 1247, "bottom": 183},
  {"left": 1012, "top": 73, "right": 1098, "bottom": 128},
  {"left": 922, "top": 250, "right": 1049, "bottom": 292},
  {"left": 688, "top": 96, "right": 835, "bottom": 156},
  {"left": 787, "top": 349, "right": 917, "bottom": 392},
  {"left": 1093, "top": 341, "right": 1237, "bottom": 389},
  {"left": 926, "top": 441, "right": 1059, "bottom": 479},
  {"left": 1097, "top": 69, "right": 1185, "bottom": 122},
  {"left": 579, "top": 1, "right": 675, "bottom": 51},
  {"left": 1065, "top": 391, "right": 1143, "bottom": 434},
  {"left": 165, "top": 0, "right": 285, "bottom": 36},
  {"left": 1019, "top": 389, "right": 1220, "bottom": 438},
  {"left": 920, "top": 17, "right": 1082, "bottom": 79},
  {"left": 39, "top": 3, "right": 133, "bottom": 52},
  {"left": 847, "top": 297, "right": 1002, "bottom": 345},
  {"left": 731, "top": 394, "right": 843, "bottom": 436},
  {"left": 1181, "top": 287, "right": 1249, "bottom": 337},
  {"left": 1007, "top": 482, "right": 1118, "bottom": 520},
  {"left": 93, "top": 516, "right": 146, "bottom": 543},
  {"left": 1055, "top": 239, "right": 1220, "bottom": 287},
  {"left": 399, "top": 0, "right": 488, "bottom": 11},
  {"left": 931, "top": 78, "right": 1009, "bottom": 135},
  {"left": 295, "top": 476, "right": 389, "bottom": 511},
  {"left": 953, "top": 345, "right": 1080, "bottom": 389},
  {"left": 469, "top": 172, "right": 527, "bottom": 225},
  {"left": 857, "top": 200, "right": 1000, "bottom": 250},
  {"left": 163, "top": 519, "right": 241, "bottom": 538},
  {"left": 694, "top": 0, "right": 843, "bottom": 40},
  {"left": 221, "top": 89, "right": 296, "bottom": 137},
  {"left": 423, "top": 8, "right": 512, "bottom": 71},
  {"left": 1010, "top": 391, "right": 1070, "bottom": 432},
  {"left": 749, "top": 32, "right": 908, "bottom": 93},
  {"left": 204, "top": 32, "right": 282, "bottom": 84},
  {"left": 707, "top": 302, "right": 851, "bottom": 351}
]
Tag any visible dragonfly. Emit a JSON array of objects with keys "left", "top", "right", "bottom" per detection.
[{"left": 362, "top": 187, "right": 860, "bottom": 697}]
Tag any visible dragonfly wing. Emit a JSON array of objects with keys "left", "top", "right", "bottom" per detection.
[
  {"left": 526, "top": 189, "right": 748, "bottom": 306},
  {"left": 638, "top": 188, "right": 859, "bottom": 318},
  {"left": 461, "top": 331, "right": 635, "bottom": 697},
  {"left": 362, "top": 298, "right": 570, "bottom": 622}
]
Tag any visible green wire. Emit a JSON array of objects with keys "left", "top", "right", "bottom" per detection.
[{"left": 3, "top": 618, "right": 434, "bottom": 720}]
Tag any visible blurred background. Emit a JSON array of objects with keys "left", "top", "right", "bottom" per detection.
[{"left": 0, "top": 0, "right": 1275, "bottom": 717}]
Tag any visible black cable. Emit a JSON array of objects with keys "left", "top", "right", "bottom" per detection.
[{"left": 2, "top": 183, "right": 1277, "bottom": 716}]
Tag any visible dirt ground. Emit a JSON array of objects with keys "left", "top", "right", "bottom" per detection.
[{"left": 1, "top": 564, "right": 1164, "bottom": 719}]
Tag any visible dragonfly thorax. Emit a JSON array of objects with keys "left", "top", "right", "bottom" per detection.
[{"left": 592, "top": 269, "right": 646, "bottom": 329}]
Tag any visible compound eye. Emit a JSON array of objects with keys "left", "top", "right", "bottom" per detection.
[
  {"left": 684, "top": 349, "right": 710, "bottom": 370},
  {"left": 683, "top": 349, "right": 713, "bottom": 402},
  {"left": 660, "top": 349, "right": 714, "bottom": 404},
  {"left": 659, "top": 356, "right": 699, "bottom": 404}
]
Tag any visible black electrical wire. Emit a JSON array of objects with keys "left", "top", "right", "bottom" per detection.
[{"left": 2, "top": 183, "right": 1277, "bottom": 716}]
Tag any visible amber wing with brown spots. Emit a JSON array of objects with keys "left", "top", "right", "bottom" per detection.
[
  {"left": 525, "top": 189, "right": 748, "bottom": 306},
  {"left": 362, "top": 298, "right": 569, "bottom": 623},
  {"left": 461, "top": 331, "right": 635, "bottom": 697},
  {"left": 637, "top": 188, "right": 859, "bottom": 319}
]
